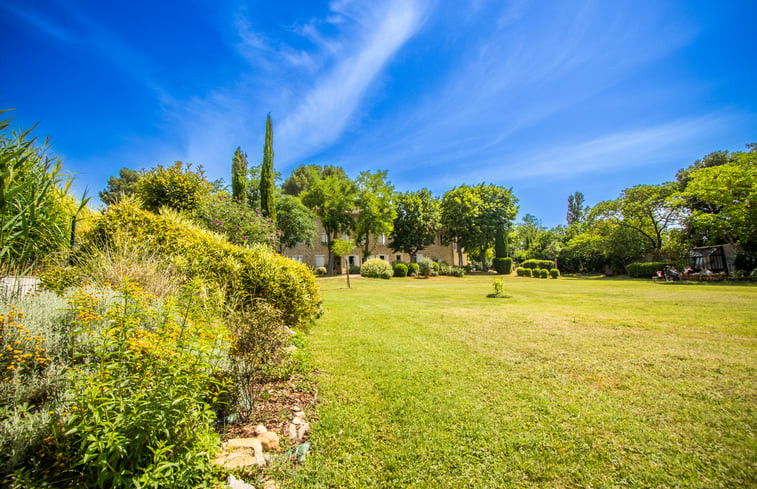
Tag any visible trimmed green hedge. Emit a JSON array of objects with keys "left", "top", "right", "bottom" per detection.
[
  {"left": 493, "top": 257, "right": 513, "bottom": 275},
  {"left": 394, "top": 263, "right": 408, "bottom": 277},
  {"left": 521, "top": 259, "right": 554, "bottom": 270},
  {"left": 86, "top": 202, "right": 321, "bottom": 328},
  {"left": 517, "top": 268, "right": 532, "bottom": 277},
  {"left": 627, "top": 262, "right": 669, "bottom": 278},
  {"left": 549, "top": 268, "right": 560, "bottom": 279},
  {"left": 407, "top": 263, "right": 419, "bottom": 276}
]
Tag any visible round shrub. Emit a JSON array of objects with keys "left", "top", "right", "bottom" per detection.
[
  {"left": 361, "top": 258, "right": 393, "bottom": 279},
  {"left": 518, "top": 268, "right": 532, "bottom": 277},
  {"left": 137, "top": 161, "right": 211, "bottom": 213},
  {"left": 418, "top": 257, "right": 437, "bottom": 277},
  {"left": 407, "top": 262, "right": 419, "bottom": 276},
  {"left": 447, "top": 266, "right": 465, "bottom": 278},
  {"left": 315, "top": 266, "right": 327, "bottom": 276},
  {"left": 549, "top": 268, "right": 560, "bottom": 279},
  {"left": 540, "top": 269, "right": 549, "bottom": 278},
  {"left": 432, "top": 261, "right": 440, "bottom": 272},
  {"left": 349, "top": 265, "right": 361, "bottom": 275},
  {"left": 493, "top": 257, "right": 513, "bottom": 275},
  {"left": 394, "top": 263, "right": 408, "bottom": 277}
]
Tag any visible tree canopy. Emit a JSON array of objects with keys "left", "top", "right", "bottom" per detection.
[{"left": 390, "top": 189, "right": 439, "bottom": 261}]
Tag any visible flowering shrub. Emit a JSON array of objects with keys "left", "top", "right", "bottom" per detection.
[
  {"left": 87, "top": 201, "right": 321, "bottom": 328},
  {"left": 193, "top": 193, "right": 280, "bottom": 248},
  {"left": 418, "top": 257, "right": 438, "bottom": 277},
  {"left": 0, "top": 282, "right": 229, "bottom": 487}
]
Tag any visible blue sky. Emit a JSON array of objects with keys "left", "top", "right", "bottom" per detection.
[{"left": 1, "top": 0, "right": 755, "bottom": 227}]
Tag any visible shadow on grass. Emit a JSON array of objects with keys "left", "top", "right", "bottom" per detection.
[{"left": 486, "top": 293, "right": 512, "bottom": 299}]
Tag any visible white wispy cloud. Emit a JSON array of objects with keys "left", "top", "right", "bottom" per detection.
[{"left": 275, "top": 0, "right": 429, "bottom": 166}]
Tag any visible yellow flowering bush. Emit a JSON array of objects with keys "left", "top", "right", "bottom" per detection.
[
  {"left": 1, "top": 283, "right": 230, "bottom": 488},
  {"left": 87, "top": 201, "right": 321, "bottom": 328},
  {"left": 136, "top": 161, "right": 211, "bottom": 213}
]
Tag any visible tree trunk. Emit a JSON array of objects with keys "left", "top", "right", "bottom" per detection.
[
  {"left": 457, "top": 247, "right": 463, "bottom": 268},
  {"left": 480, "top": 249, "right": 488, "bottom": 272}
]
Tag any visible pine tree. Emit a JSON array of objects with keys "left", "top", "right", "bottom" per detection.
[
  {"left": 260, "top": 114, "right": 276, "bottom": 219},
  {"left": 231, "top": 147, "right": 248, "bottom": 204}
]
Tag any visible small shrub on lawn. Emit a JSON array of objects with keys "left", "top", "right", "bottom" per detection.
[
  {"left": 407, "top": 263, "right": 419, "bottom": 276},
  {"left": 550, "top": 268, "right": 560, "bottom": 279},
  {"left": 418, "top": 258, "right": 438, "bottom": 277},
  {"left": 315, "top": 266, "right": 327, "bottom": 276},
  {"left": 517, "top": 268, "right": 532, "bottom": 277},
  {"left": 493, "top": 257, "right": 513, "bottom": 275},
  {"left": 361, "top": 259, "right": 393, "bottom": 279},
  {"left": 493, "top": 278, "right": 503, "bottom": 297},
  {"left": 394, "top": 263, "right": 408, "bottom": 277},
  {"left": 447, "top": 266, "right": 466, "bottom": 277},
  {"left": 439, "top": 261, "right": 450, "bottom": 275}
]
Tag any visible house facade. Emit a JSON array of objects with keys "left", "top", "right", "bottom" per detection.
[{"left": 282, "top": 219, "right": 467, "bottom": 270}]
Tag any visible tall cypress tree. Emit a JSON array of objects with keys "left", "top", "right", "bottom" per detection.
[
  {"left": 231, "top": 146, "right": 248, "bottom": 204},
  {"left": 259, "top": 114, "right": 276, "bottom": 219},
  {"left": 494, "top": 225, "right": 508, "bottom": 258}
]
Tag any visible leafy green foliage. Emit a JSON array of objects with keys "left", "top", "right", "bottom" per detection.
[
  {"left": 354, "top": 170, "right": 396, "bottom": 259},
  {"left": 330, "top": 238, "right": 355, "bottom": 287},
  {"left": 407, "top": 262, "right": 419, "bottom": 276},
  {"left": 390, "top": 189, "right": 439, "bottom": 260},
  {"left": 417, "top": 257, "right": 438, "bottom": 277},
  {"left": 315, "top": 266, "right": 327, "bottom": 276},
  {"left": 626, "top": 262, "right": 670, "bottom": 278},
  {"left": 539, "top": 268, "right": 549, "bottom": 278},
  {"left": 393, "top": 263, "right": 408, "bottom": 277},
  {"left": 520, "top": 259, "right": 554, "bottom": 270},
  {"left": 260, "top": 115, "right": 275, "bottom": 219},
  {"left": 441, "top": 184, "right": 518, "bottom": 271},
  {"left": 226, "top": 299, "right": 291, "bottom": 419},
  {"left": 231, "top": 147, "right": 248, "bottom": 205},
  {"left": 566, "top": 191, "right": 587, "bottom": 225},
  {"left": 63, "top": 283, "right": 226, "bottom": 488},
  {"left": 517, "top": 268, "right": 532, "bottom": 277},
  {"left": 137, "top": 161, "right": 211, "bottom": 213},
  {"left": 681, "top": 154, "right": 757, "bottom": 251},
  {"left": 549, "top": 268, "right": 560, "bottom": 279},
  {"left": 360, "top": 258, "right": 393, "bottom": 279},
  {"left": 87, "top": 201, "right": 321, "bottom": 328},
  {"left": 0, "top": 111, "right": 87, "bottom": 269},
  {"left": 302, "top": 168, "right": 356, "bottom": 274},
  {"left": 492, "top": 278, "right": 503, "bottom": 297},
  {"left": 494, "top": 226, "right": 508, "bottom": 258},
  {"left": 282, "top": 165, "right": 348, "bottom": 197},
  {"left": 275, "top": 194, "right": 316, "bottom": 252},
  {"left": 193, "top": 192, "right": 279, "bottom": 248},
  {"left": 99, "top": 168, "right": 139, "bottom": 206},
  {"left": 493, "top": 257, "right": 512, "bottom": 275}
]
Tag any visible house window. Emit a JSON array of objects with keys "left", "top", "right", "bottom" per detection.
[
  {"left": 292, "top": 255, "right": 303, "bottom": 263},
  {"left": 321, "top": 233, "right": 328, "bottom": 243},
  {"left": 396, "top": 254, "right": 402, "bottom": 262},
  {"left": 379, "top": 233, "right": 386, "bottom": 245},
  {"left": 452, "top": 242, "right": 457, "bottom": 250},
  {"left": 379, "top": 255, "right": 388, "bottom": 261},
  {"left": 296, "top": 240, "right": 304, "bottom": 246},
  {"left": 416, "top": 253, "right": 423, "bottom": 262},
  {"left": 315, "top": 255, "right": 325, "bottom": 268},
  {"left": 349, "top": 255, "right": 359, "bottom": 266}
]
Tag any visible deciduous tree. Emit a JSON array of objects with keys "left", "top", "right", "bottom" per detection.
[
  {"left": 390, "top": 189, "right": 439, "bottom": 263},
  {"left": 354, "top": 170, "right": 396, "bottom": 260}
]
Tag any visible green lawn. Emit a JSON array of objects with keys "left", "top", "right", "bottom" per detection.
[{"left": 286, "top": 275, "right": 756, "bottom": 488}]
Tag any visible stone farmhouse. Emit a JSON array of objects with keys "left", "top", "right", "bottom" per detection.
[{"left": 282, "top": 219, "right": 468, "bottom": 270}]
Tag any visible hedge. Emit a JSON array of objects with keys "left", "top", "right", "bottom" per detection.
[
  {"left": 493, "top": 257, "right": 513, "bottom": 275},
  {"left": 521, "top": 259, "right": 554, "bottom": 270},
  {"left": 361, "top": 258, "right": 393, "bottom": 279},
  {"left": 626, "top": 261, "right": 670, "bottom": 278}
]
